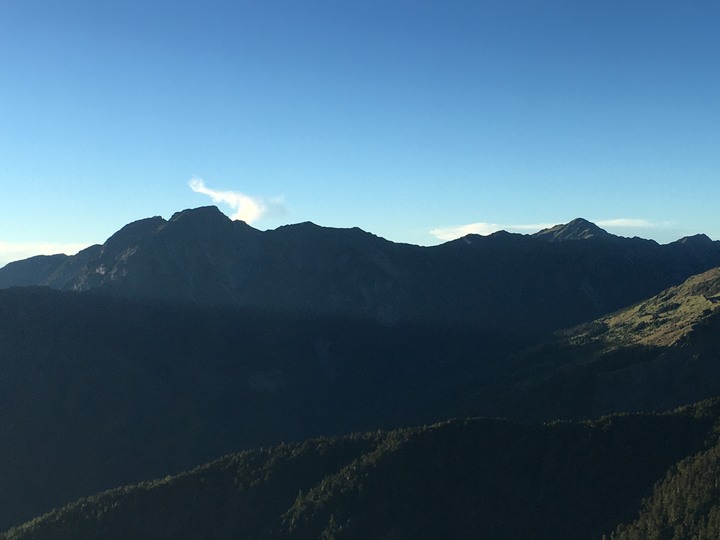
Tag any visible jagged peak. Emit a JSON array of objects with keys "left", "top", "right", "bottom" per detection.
[{"left": 533, "top": 218, "right": 613, "bottom": 242}]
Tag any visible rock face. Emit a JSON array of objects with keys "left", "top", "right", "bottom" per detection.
[{"left": 2, "top": 207, "right": 720, "bottom": 333}]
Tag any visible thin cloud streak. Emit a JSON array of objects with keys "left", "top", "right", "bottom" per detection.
[
  {"left": 431, "top": 218, "right": 667, "bottom": 242},
  {"left": 595, "top": 218, "right": 666, "bottom": 228},
  {"left": 189, "top": 178, "right": 285, "bottom": 224},
  {"left": 0, "top": 241, "right": 90, "bottom": 268},
  {"left": 430, "top": 222, "right": 554, "bottom": 241}
]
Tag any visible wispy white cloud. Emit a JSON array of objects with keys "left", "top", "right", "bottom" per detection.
[
  {"left": 0, "top": 241, "right": 90, "bottom": 268},
  {"left": 430, "top": 223, "right": 501, "bottom": 240},
  {"left": 189, "top": 178, "right": 285, "bottom": 224}
]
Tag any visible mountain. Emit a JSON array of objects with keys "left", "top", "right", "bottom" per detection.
[
  {"left": 4, "top": 399, "right": 720, "bottom": 540},
  {"left": 532, "top": 217, "right": 614, "bottom": 242},
  {"left": 613, "top": 436, "right": 720, "bottom": 539},
  {"left": 4, "top": 209, "right": 720, "bottom": 534},
  {"left": 466, "top": 266, "right": 720, "bottom": 422},
  {"left": 3, "top": 267, "right": 720, "bottom": 530},
  {"left": 0, "top": 286, "right": 521, "bottom": 530},
  {"left": 3, "top": 207, "right": 720, "bottom": 334}
]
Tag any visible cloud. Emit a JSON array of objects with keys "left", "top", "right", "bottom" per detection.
[
  {"left": 189, "top": 178, "right": 285, "bottom": 224},
  {"left": 430, "top": 222, "right": 502, "bottom": 240},
  {"left": 430, "top": 222, "right": 554, "bottom": 241},
  {"left": 431, "top": 217, "right": 668, "bottom": 242},
  {"left": 0, "top": 241, "right": 90, "bottom": 268},
  {"left": 595, "top": 218, "right": 662, "bottom": 228}
]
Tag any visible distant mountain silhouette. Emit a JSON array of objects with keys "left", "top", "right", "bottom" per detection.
[{"left": 2, "top": 207, "right": 720, "bottom": 334}]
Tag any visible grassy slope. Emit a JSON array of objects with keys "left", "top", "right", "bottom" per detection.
[
  {"left": 572, "top": 267, "right": 720, "bottom": 348},
  {"left": 468, "top": 268, "right": 720, "bottom": 423}
]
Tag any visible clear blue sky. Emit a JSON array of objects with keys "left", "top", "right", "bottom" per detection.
[{"left": 1, "top": 0, "right": 719, "bottom": 265}]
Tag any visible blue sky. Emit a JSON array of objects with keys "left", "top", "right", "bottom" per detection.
[{"left": 1, "top": 1, "right": 719, "bottom": 266}]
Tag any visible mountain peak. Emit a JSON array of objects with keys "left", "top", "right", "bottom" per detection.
[
  {"left": 675, "top": 233, "right": 714, "bottom": 246},
  {"left": 533, "top": 218, "right": 612, "bottom": 242},
  {"left": 169, "top": 205, "right": 232, "bottom": 224}
]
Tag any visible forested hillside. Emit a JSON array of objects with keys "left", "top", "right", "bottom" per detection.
[
  {"left": 3, "top": 263, "right": 720, "bottom": 531},
  {"left": 0, "top": 286, "right": 519, "bottom": 530},
  {"left": 3, "top": 212, "right": 720, "bottom": 536},
  {"left": 4, "top": 400, "right": 720, "bottom": 539},
  {"left": 614, "top": 441, "right": 720, "bottom": 539}
]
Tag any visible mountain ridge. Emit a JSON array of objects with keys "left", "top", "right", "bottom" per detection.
[
  {"left": 5, "top": 399, "right": 720, "bottom": 540},
  {"left": 3, "top": 207, "right": 720, "bottom": 334},
  {"left": 466, "top": 266, "right": 720, "bottom": 423}
]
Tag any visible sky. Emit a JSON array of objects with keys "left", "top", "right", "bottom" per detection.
[{"left": 1, "top": 0, "right": 719, "bottom": 266}]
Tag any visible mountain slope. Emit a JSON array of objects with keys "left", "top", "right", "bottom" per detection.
[
  {"left": 469, "top": 267, "right": 720, "bottom": 422},
  {"left": 614, "top": 439, "right": 720, "bottom": 539},
  {"left": 4, "top": 212, "right": 720, "bottom": 533},
  {"left": 3, "top": 208, "right": 720, "bottom": 334},
  {"left": 4, "top": 267, "right": 720, "bottom": 529},
  {"left": 575, "top": 266, "right": 720, "bottom": 348},
  {"left": 4, "top": 399, "right": 720, "bottom": 540},
  {"left": 0, "top": 286, "right": 522, "bottom": 530}
]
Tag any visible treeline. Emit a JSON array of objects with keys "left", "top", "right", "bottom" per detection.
[
  {"left": 614, "top": 435, "right": 720, "bottom": 539},
  {"left": 5, "top": 399, "right": 720, "bottom": 539}
]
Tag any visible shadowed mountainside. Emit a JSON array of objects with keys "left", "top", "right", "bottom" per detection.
[
  {"left": 4, "top": 399, "right": 720, "bottom": 540},
  {"left": 4, "top": 210, "right": 720, "bottom": 535},
  {"left": 467, "top": 267, "right": 720, "bottom": 422},
  {"left": 614, "top": 435, "right": 720, "bottom": 539},
  {"left": 4, "top": 267, "right": 720, "bottom": 531},
  {"left": 2, "top": 209, "right": 720, "bottom": 334},
  {"left": 0, "top": 286, "right": 524, "bottom": 530}
]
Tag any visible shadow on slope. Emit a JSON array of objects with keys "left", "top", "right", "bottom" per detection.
[
  {"left": 0, "top": 286, "right": 522, "bottom": 530},
  {"left": 4, "top": 399, "right": 720, "bottom": 540},
  {"left": 464, "top": 268, "right": 720, "bottom": 422}
]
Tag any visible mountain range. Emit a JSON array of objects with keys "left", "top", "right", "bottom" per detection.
[
  {"left": 3, "top": 207, "right": 720, "bottom": 334},
  {"left": 2, "top": 208, "right": 720, "bottom": 537}
]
